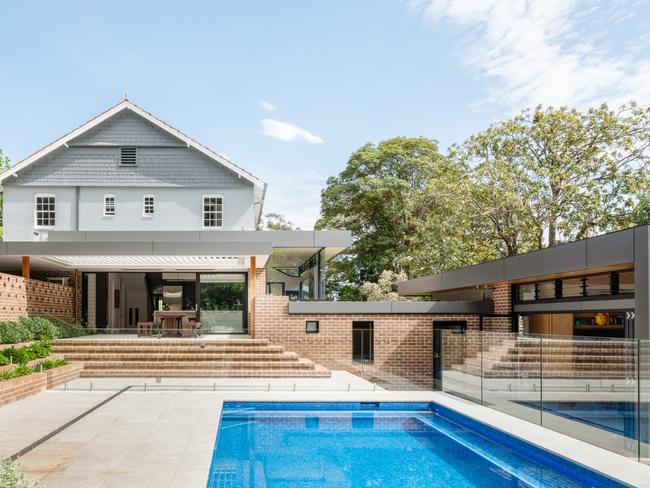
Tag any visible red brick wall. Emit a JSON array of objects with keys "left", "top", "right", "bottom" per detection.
[
  {"left": 0, "top": 272, "right": 76, "bottom": 321},
  {"left": 0, "top": 363, "right": 82, "bottom": 406},
  {"left": 254, "top": 269, "right": 514, "bottom": 387},
  {"left": 30, "top": 270, "right": 82, "bottom": 322}
]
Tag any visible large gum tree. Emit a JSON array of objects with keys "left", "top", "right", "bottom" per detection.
[{"left": 454, "top": 103, "right": 650, "bottom": 251}]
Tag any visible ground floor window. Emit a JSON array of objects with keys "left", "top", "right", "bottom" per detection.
[{"left": 352, "top": 321, "right": 374, "bottom": 363}]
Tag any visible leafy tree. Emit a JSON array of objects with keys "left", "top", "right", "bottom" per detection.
[
  {"left": 359, "top": 270, "right": 408, "bottom": 301},
  {"left": 0, "top": 149, "right": 10, "bottom": 240},
  {"left": 635, "top": 195, "right": 650, "bottom": 225},
  {"left": 317, "top": 137, "right": 475, "bottom": 296},
  {"left": 454, "top": 103, "right": 650, "bottom": 251},
  {"left": 262, "top": 212, "right": 299, "bottom": 231}
]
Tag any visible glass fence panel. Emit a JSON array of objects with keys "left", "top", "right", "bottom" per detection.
[
  {"left": 640, "top": 340, "right": 650, "bottom": 463},
  {"left": 480, "top": 332, "right": 542, "bottom": 425},
  {"left": 540, "top": 336, "right": 640, "bottom": 459},
  {"left": 440, "top": 329, "right": 483, "bottom": 404}
]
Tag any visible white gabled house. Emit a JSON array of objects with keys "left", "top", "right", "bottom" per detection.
[
  {"left": 0, "top": 98, "right": 351, "bottom": 332},
  {"left": 0, "top": 98, "right": 266, "bottom": 240}
]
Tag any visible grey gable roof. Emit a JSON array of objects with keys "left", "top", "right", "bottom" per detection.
[{"left": 0, "top": 99, "right": 266, "bottom": 191}]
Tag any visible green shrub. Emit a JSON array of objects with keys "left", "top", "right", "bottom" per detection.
[
  {"left": 0, "top": 341, "right": 51, "bottom": 365},
  {"left": 50, "top": 318, "right": 93, "bottom": 339},
  {"left": 0, "top": 321, "right": 33, "bottom": 344},
  {"left": 39, "top": 358, "right": 68, "bottom": 370},
  {"left": 19, "top": 317, "right": 59, "bottom": 340},
  {"left": 0, "top": 365, "right": 32, "bottom": 381},
  {"left": 0, "top": 355, "right": 8, "bottom": 366},
  {"left": 0, "top": 458, "right": 38, "bottom": 487}
]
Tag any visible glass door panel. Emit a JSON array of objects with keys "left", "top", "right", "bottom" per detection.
[{"left": 199, "top": 273, "right": 247, "bottom": 334}]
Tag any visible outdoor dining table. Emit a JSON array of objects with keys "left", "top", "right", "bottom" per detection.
[{"left": 153, "top": 311, "right": 186, "bottom": 336}]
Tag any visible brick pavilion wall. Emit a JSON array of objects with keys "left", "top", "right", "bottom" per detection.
[
  {"left": 0, "top": 272, "right": 76, "bottom": 321},
  {"left": 254, "top": 267, "right": 514, "bottom": 386}
]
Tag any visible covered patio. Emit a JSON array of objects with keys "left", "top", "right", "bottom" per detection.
[{"left": 0, "top": 230, "right": 351, "bottom": 335}]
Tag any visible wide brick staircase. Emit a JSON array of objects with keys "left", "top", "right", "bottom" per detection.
[
  {"left": 452, "top": 336, "right": 642, "bottom": 379},
  {"left": 52, "top": 338, "right": 330, "bottom": 378}
]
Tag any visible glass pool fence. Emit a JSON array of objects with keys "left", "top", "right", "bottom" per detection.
[{"left": 439, "top": 329, "right": 649, "bottom": 463}]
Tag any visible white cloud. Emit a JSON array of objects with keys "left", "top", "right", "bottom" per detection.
[
  {"left": 259, "top": 99, "right": 277, "bottom": 112},
  {"left": 262, "top": 170, "right": 327, "bottom": 229},
  {"left": 409, "top": 0, "right": 650, "bottom": 109},
  {"left": 260, "top": 118, "right": 324, "bottom": 144}
]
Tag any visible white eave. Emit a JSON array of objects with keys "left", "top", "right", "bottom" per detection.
[{"left": 0, "top": 99, "right": 268, "bottom": 202}]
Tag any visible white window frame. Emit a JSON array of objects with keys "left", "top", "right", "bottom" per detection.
[
  {"left": 143, "top": 194, "right": 155, "bottom": 217},
  {"left": 202, "top": 194, "right": 223, "bottom": 229},
  {"left": 103, "top": 194, "right": 116, "bottom": 217},
  {"left": 34, "top": 193, "right": 56, "bottom": 229}
]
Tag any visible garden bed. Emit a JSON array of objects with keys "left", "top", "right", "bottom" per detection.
[{"left": 0, "top": 362, "right": 83, "bottom": 406}]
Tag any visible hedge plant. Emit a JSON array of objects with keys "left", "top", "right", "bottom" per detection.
[
  {"left": 0, "top": 317, "right": 93, "bottom": 344},
  {"left": 0, "top": 341, "right": 51, "bottom": 365},
  {"left": 19, "top": 317, "right": 60, "bottom": 340},
  {"left": 0, "top": 365, "right": 33, "bottom": 381}
]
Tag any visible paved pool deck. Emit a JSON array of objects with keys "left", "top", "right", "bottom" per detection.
[{"left": 1, "top": 383, "right": 650, "bottom": 487}]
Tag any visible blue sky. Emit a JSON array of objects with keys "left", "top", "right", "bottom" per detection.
[{"left": 1, "top": 0, "right": 649, "bottom": 228}]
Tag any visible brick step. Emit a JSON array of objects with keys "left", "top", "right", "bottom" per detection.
[
  {"left": 81, "top": 359, "right": 317, "bottom": 370},
  {"left": 52, "top": 338, "right": 271, "bottom": 347},
  {"left": 52, "top": 345, "right": 286, "bottom": 354},
  {"left": 470, "top": 357, "right": 636, "bottom": 368},
  {"left": 57, "top": 352, "right": 299, "bottom": 362},
  {"left": 508, "top": 344, "right": 636, "bottom": 352},
  {"left": 452, "top": 365, "right": 631, "bottom": 379},
  {"left": 79, "top": 367, "right": 332, "bottom": 378}
]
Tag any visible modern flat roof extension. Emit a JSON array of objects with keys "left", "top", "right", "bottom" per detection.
[{"left": 398, "top": 225, "right": 647, "bottom": 296}]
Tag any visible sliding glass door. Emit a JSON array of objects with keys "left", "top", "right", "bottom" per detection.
[{"left": 199, "top": 273, "right": 247, "bottom": 334}]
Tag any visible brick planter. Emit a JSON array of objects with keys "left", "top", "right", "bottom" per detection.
[{"left": 0, "top": 362, "right": 83, "bottom": 406}]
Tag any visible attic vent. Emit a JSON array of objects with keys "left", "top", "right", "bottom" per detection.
[{"left": 119, "top": 147, "right": 137, "bottom": 165}]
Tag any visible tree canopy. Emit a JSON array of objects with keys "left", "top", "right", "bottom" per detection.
[
  {"left": 318, "top": 103, "right": 650, "bottom": 299},
  {"left": 455, "top": 103, "right": 650, "bottom": 250},
  {"left": 262, "top": 213, "right": 299, "bottom": 231}
]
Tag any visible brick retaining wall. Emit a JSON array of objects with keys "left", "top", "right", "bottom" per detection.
[
  {"left": 0, "top": 272, "right": 76, "bottom": 321},
  {"left": 0, "top": 362, "right": 82, "bottom": 406}
]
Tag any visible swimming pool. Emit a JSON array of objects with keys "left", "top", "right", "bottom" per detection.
[
  {"left": 519, "top": 401, "right": 649, "bottom": 443},
  {"left": 207, "top": 402, "right": 626, "bottom": 488}
]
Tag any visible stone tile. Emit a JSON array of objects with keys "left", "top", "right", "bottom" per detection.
[
  {"left": 39, "top": 469, "right": 110, "bottom": 488},
  {"left": 99, "top": 468, "right": 177, "bottom": 488},
  {"left": 169, "top": 469, "right": 209, "bottom": 488}
]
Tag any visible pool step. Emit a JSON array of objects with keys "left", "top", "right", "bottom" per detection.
[{"left": 52, "top": 338, "right": 331, "bottom": 379}]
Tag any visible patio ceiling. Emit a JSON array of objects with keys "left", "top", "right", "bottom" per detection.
[{"left": 40, "top": 255, "right": 249, "bottom": 271}]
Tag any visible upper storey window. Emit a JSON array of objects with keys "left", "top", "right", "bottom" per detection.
[
  {"left": 34, "top": 194, "right": 56, "bottom": 228},
  {"left": 203, "top": 195, "right": 223, "bottom": 228},
  {"left": 119, "top": 147, "right": 137, "bottom": 166},
  {"left": 143, "top": 195, "right": 155, "bottom": 217},
  {"left": 104, "top": 194, "right": 116, "bottom": 217}
]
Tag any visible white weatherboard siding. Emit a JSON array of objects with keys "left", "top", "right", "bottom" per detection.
[
  {"left": 2, "top": 185, "right": 255, "bottom": 240},
  {"left": 3, "top": 186, "right": 77, "bottom": 241},
  {"left": 78, "top": 186, "right": 254, "bottom": 231}
]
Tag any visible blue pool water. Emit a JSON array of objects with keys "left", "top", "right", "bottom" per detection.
[
  {"left": 519, "top": 401, "right": 649, "bottom": 444},
  {"left": 207, "top": 402, "right": 625, "bottom": 488}
]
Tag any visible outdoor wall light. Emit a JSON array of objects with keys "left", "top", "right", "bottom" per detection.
[{"left": 305, "top": 320, "right": 319, "bottom": 333}]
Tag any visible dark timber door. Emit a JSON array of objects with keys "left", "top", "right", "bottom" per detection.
[
  {"left": 432, "top": 320, "right": 467, "bottom": 390},
  {"left": 352, "top": 321, "right": 374, "bottom": 363}
]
